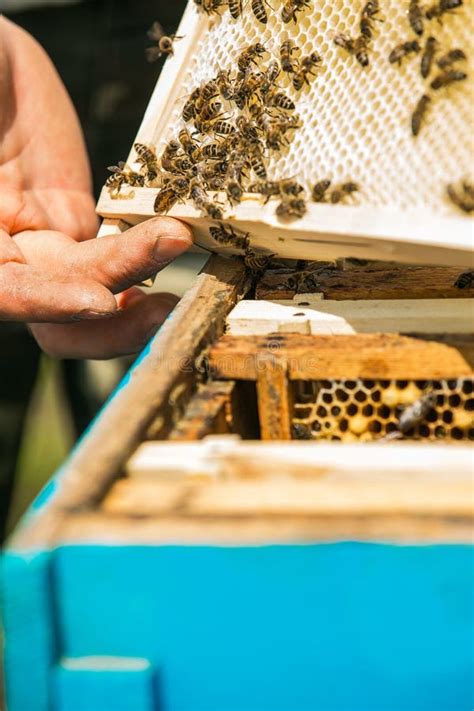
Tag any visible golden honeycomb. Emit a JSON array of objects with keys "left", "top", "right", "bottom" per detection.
[
  {"left": 292, "top": 377, "right": 474, "bottom": 442},
  {"left": 148, "top": 0, "right": 474, "bottom": 216}
]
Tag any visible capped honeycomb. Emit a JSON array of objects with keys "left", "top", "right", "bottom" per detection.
[
  {"left": 150, "top": 0, "right": 473, "bottom": 216},
  {"left": 292, "top": 377, "right": 474, "bottom": 442}
]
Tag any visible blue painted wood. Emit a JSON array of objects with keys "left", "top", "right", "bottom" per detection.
[
  {"left": 48, "top": 542, "right": 474, "bottom": 711},
  {"left": 1, "top": 550, "right": 56, "bottom": 711},
  {"left": 53, "top": 658, "right": 156, "bottom": 711}
]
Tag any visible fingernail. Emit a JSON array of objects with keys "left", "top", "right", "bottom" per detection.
[
  {"left": 154, "top": 236, "right": 190, "bottom": 264},
  {"left": 72, "top": 309, "right": 118, "bottom": 321}
]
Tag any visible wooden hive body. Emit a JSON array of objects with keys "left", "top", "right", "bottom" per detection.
[
  {"left": 3, "top": 0, "right": 474, "bottom": 708},
  {"left": 3, "top": 254, "right": 474, "bottom": 711}
]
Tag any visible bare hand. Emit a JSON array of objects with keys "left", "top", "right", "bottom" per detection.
[{"left": 0, "top": 17, "right": 192, "bottom": 358}]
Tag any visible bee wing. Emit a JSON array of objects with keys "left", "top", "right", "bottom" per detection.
[
  {"left": 146, "top": 47, "right": 163, "bottom": 63},
  {"left": 147, "top": 21, "right": 165, "bottom": 41},
  {"left": 107, "top": 165, "right": 121, "bottom": 173}
]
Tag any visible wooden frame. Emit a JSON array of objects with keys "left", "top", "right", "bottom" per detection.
[{"left": 93, "top": 1, "right": 473, "bottom": 268}]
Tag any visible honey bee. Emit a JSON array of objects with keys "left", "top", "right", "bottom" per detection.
[
  {"left": 292, "top": 52, "right": 322, "bottom": 91},
  {"left": 329, "top": 182, "right": 359, "bottom": 204},
  {"left": 420, "top": 36, "right": 438, "bottom": 78},
  {"left": 334, "top": 32, "right": 355, "bottom": 55},
  {"left": 389, "top": 40, "right": 421, "bottom": 64},
  {"left": 134, "top": 142, "right": 159, "bottom": 182},
  {"left": 360, "top": 0, "right": 382, "bottom": 39},
  {"left": 281, "top": 0, "right": 311, "bottom": 24},
  {"left": 228, "top": 0, "right": 243, "bottom": 19},
  {"left": 280, "top": 179, "right": 305, "bottom": 196},
  {"left": 267, "top": 89, "right": 295, "bottom": 110},
  {"left": 437, "top": 48, "right": 467, "bottom": 69},
  {"left": 190, "top": 180, "right": 224, "bottom": 219},
  {"left": 398, "top": 391, "right": 437, "bottom": 434},
  {"left": 182, "top": 88, "right": 201, "bottom": 122},
  {"left": 276, "top": 198, "right": 308, "bottom": 219},
  {"left": 354, "top": 35, "right": 371, "bottom": 67},
  {"left": 154, "top": 176, "right": 190, "bottom": 214},
  {"left": 425, "top": 0, "right": 463, "bottom": 20},
  {"left": 237, "top": 43, "right": 266, "bottom": 73},
  {"left": 280, "top": 40, "right": 299, "bottom": 73},
  {"left": 236, "top": 116, "right": 261, "bottom": 144},
  {"left": 145, "top": 22, "right": 183, "bottom": 62},
  {"left": 243, "top": 248, "right": 275, "bottom": 271},
  {"left": 216, "top": 70, "right": 236, "bottom": 100},
  {"left": 106, "top": 162, "right": 145, "bottom": 193},
  {"left": 447, "top": 182, "right": 474, "bottom": 213},
  {"left": 194, "top": 0, "right": 226, "bottom": 15},
  {"left": 409, "top": 0, "right": 424, "bottom": 35},
  {"left": 161, "top": 141, "right": 184, "bottom": 171},
  {"left": 213, "top": 120, "right": 236, "bottom": 136},
  {"left": 311, "top": 179, "right": 331, "bottom": 202},
  {"left": 178, "top": 128, "right": 199, "bottom": 157},
  {"left": 454, "top": 270, "right": 474, "bottom": 288},
  {"left": 430, "top": 69, "right": 467, "bottom": 89},
  {"left": 251, "top": 0, "right": 271, "bottom": 24},
  {"left": 225, "top": 180, "right": 243, "bottom": 204},
  {"left": 250, "top": 151, "right": 267, "bottom": 180},
  {"left": 198, "top": 100, "right": 224, "bottom": 122},
  {"left": 248, "top": 180, "right": 282, "bottom": 202},
  {"left": 209, "top": 222, "right": 250, "bottom": 250},
  {"left": 411, "top": 93, "right": 431, "bottom": 136}
]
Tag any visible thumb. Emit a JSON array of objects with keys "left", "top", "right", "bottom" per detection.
[{"left": 0, "top": 262, "right": 118, "bottom": 322}]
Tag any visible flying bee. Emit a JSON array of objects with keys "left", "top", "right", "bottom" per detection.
[
  {"left": 411, "top": 93, "right": 431, "bottom": 136},
  {"left": 154, "top": 176, "right": 189, "bottom": 214},
  {"left": 409, "top": 0, "right": 424, "bottom": 35},
  {"left": 182, "top": 88, "right": 201, "bottom": 122},
  {"left": 447, "top": 182, "right": 474, "bottom": 213},
  {"left": 420, "top": 36, "right": 438, "bottom": 78},
  {"left": 134, "top": 142, "right": 159, "bottom": 182},
  {"left": 454, "top": 270, "right": 474, "bottom": 288},
  {"left": 276, "top": 198, "right": 308, "bottom": 219},
  {"left": 145, "top": 21, "right": 183, "bottom": 62},
  {"left": 437, "top": 48, "right": 467, "bottom": 69},
  {"left": 237, "top": 43, "right": 266, "bottom": 73},
  {"left": 329, "top": 182, "right": 359, "bottom": 204},
  {"left": 425, "top": 0, "right": 463, "bottom": 20},
  {"left": 292, "top": 52, "right": 322, "bottom": 90},
  {"left": 267, "top": 90, "right": 295, "bottom": 111},
  {"left": 209, "top": 222, "right": 250, "bottom": 250},
  {"left": 216, "top": 70, "right": 236, "bottom": 100},
  {"left": 251, "top": 0, "right": 272, "bottom": 24},
  {"left": 398, "top": 391, "right": 437, "bottom": 434},
  {"left": 430, "top": 69, "right": 467, "bottom": 89},
  {"left": 228, "top": 0, "right": 243, "bottom": 18},
  {"left": 281, "top": 0, "right": 311, "bottom": 24},
  {"left": 389, "top": 40, "right": 421, "bottom": 64},
  {"left": 280, "top": 40, "right": 299, "bottom": 73},
  {"left": 243, "top": 248, "right": 275, "bottom": 271},
  {"left": 311, "top": 179, "right": 331, "bottom": 202}
]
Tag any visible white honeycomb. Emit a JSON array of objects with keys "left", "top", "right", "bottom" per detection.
[{"left": 153, "top": 0, "right": 474, "bottom": 216}]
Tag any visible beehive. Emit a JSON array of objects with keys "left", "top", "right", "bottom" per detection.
[{"left": 96, "top": 0, "right": 473, "bottom": 265}]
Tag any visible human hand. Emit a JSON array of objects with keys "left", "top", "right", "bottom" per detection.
[{"left": 0, "top": 17, "right": 192, "bottom": 358}]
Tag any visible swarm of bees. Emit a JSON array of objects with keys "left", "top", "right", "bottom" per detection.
[
  {"left": 385, "top": 0, "right": 468, "bottom": 137},
  {"left": 333, "top": 1, "right": 383, "bottom": 67},
  {"left": 193, "top": 0, "right": 313, "bottom": 25}
]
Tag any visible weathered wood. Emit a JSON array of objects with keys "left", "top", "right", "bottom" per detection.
[
  {"left": 101, "top": 476, "right": 474, "bottom": 518},
  {"left": 226, "top": 298, "right": 474, "bottom": 336},
  {"left": 256, "top": 353, "right": 293, "bottom": 440},
  {"left": 208, "top": 334, "right": 474, "bottom": 381},
  {"left": 256, "top": 264, "right": 471, "bottom": 301},
  {"left": 169, "top": 381, "right": 235, "bottom": 440},
  {"left": 125, "top": 440, "right": 473, "bottom": 481}
]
